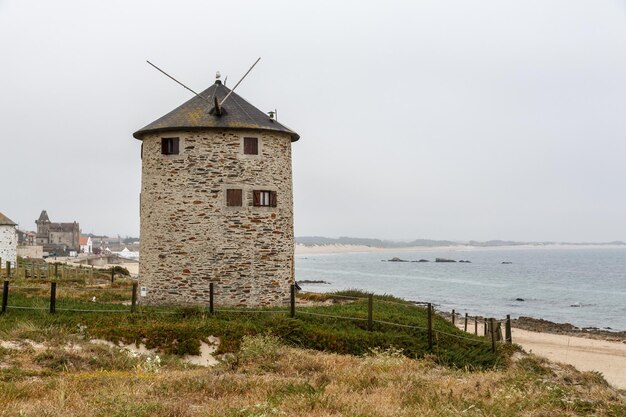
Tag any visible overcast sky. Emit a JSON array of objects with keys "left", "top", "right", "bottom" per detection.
[{"left": 1, "top": 0, "right": 625, "bottom": 242}]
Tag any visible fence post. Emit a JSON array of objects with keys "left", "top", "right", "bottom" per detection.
[
  {"left": 367, "top": 293, "right": 373, "bottom": 331},
  {"left": 505, "top": 314, "right": 512, "bottom": 343},
  {"left": 55, "top": 263, "right": 58, "bottom": 279},
  {"left": 490, "top": 318, "right": 496, "bottom": 353},
  {"left": 451, "top": 309, "right": 455, "bottom": 325},
  {"left": 50, "top": 282, "right": 57, "bottom": 314},
  {"left": 290, "top": 284, "right": 295, "bottom": 318},
  {"left": 6, "top": 261, "right": 10, "bottom": 279},
  {"left": 209, "top": 282, "right": 214, "bottom": 315},
  {"left": 427, "top": 303, "right": 433, "bottom": 351},
  {"left": 131, "top": 282, "right": 138, "bottom": 313},
  {"left": 484, "top": 318, "right": 488, "bottom": 336},
  {"left": 111, "top": 268, "right": 115, "bottom": 284},
  {"left": 1, "top": 281, "right": 8, "bottom": 314},
  {"left": 464, "top": 313, "right": 468, "bottom": 332},
  {"left": 474, "top": 316, "right": 478, "bottom": 335}
]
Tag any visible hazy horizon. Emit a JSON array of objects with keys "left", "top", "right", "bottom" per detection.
[{"left": 2, "top": 1, "right": 625, "bottom": 242}]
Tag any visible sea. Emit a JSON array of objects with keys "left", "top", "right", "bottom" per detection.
[{"left": 295, "top": 246, "right": 626, "bottom": 332}]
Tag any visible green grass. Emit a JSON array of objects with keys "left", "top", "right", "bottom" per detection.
[{"left": 0, "top": 288, "right": 512, "bottom": 369}]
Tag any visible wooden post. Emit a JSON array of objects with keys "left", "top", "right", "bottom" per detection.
[
  {"left": 50, "top": 282, "right": 57, "bottom": 314},
  {"left": 490, "top": 318, "right": 496, "bottom": 353},
  {"left": 484, "top": 318, "right": 488, "bottom": 336},
  {"left": 505, "top": 314, "right": 512, "bottom": 343},
  {"left": 290, "top": 284, "right": 295, "bottom": 318},
  {"left": 464, "top": 313, "right": 468, "bottom": 332},
  {"left": 427, "top": 303, "right": 433, "bottom": 351},
  {"left": 131, "top": 282, "right": 137, "bottom": 313},
  {"left": 367, "top": 293, "right": 373, "bottom": 331},
  {"left": 1, "top": 281, "right": 8, "bottom": 314},
  {"left": 451, "top": 309, "right": 455, "bottom": 325},
  {"left": 6, "top": 261, "right": 10, "bottom": 279},
  {"left": 209, "top": 282, "right": 214, "bottom": 315},
  {"left": 54, "top": 263, "right": 58, "bottom": 279},
  {"left": 111, "top": 268, "right": 114, "bottom": 284},
  {"left": 474, "top": 316, "right": 478, "bottom": 335}
]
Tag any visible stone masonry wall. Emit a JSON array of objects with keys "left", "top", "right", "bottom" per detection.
[
  {"left": 0, "top": 226, "right": 17, "bottom": 268},
  {"left": 17, "top": 245, "right": 44, "bottom": 259},
  {"left": 139, "top": 129, "right": 294, "bottom": 307}
]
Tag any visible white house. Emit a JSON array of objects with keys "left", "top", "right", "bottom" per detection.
[
  {"left": 0, "top": 212, "right": 17, "bottom": 268},
  {"left": 79, "top": 236, "right": 92, "bottom": 254}
]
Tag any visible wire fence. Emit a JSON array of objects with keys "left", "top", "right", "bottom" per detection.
[{"left": 0, "top": 275, "right": 513, "bottom": 352}]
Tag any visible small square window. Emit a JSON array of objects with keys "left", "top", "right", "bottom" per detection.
[
  {"left": 243, "top": 137, "right": 258, "bottom": 155},
  {"left": 253, "top": 190, "right": 277, "bottom": 207},
  {"left": 161, "top": 137, "right": 179, "bottom": 155},
  {"left": 226, "top": 189, "right": 243, "bottom": 207}
]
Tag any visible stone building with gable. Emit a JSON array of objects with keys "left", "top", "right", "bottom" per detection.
[
  {"left": 134, "top": 74, "right": 299, "bottom": 306},
  {"left": 0, "top": 212, "right": 17, "bottom": 267},
  {"left": 35, "top": 210, "right": 80, "bottom": 254}
]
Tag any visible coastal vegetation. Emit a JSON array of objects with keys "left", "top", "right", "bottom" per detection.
[
  {"left": 1, "top": 279, "right": 624, "bottom": 416},
  {"left": 1, "top": 332, "right": 624, "bottom": 416},
  {"left": 1, "top": 280, "right": 504, "bottom": 368}
]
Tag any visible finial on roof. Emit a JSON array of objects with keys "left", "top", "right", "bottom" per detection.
[{"left": 215, "top": 71, "right": 221, "bottom": 80}]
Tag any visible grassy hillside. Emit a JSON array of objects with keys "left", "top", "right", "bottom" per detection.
[
  {"left": 0, "top": 333, "right": 624, "bottom": 416},
  {"left": 1, "top": 283, "right": 505, "bottom": 369},
  {"left": 2, "top": 279, "right": 624, "bottom": 415}
]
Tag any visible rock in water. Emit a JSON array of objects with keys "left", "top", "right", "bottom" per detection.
[
  {"left": 435, "top": 258, "right": 456, "bottom": 263},
  {"left": 387, "top": 257, "right": 409, "bottom": 262}
]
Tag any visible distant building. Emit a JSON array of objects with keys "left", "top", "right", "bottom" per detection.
[
  {"left": 35, "top": 210, "right": 80, "bottom": 255},
  {"left": 17, "top": 229, "right": 43, "bottom": 259},
  {"left": 80, "top": 236, "right": 92, "bottom": 254},
  {"left": 0, "top": 212, "right": 17, "bottom": 267},
  {"left": 17, "top": 229, "right": 36, "bottom": 246}
]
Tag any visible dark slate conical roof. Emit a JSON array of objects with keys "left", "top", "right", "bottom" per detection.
[
  {"left": 37, "top": 210, "right": 50, "bottom": 223},
  {"left": 133, "top": 80, "right": 299, "bottom": 141}
]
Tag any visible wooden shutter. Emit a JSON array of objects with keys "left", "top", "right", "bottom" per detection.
[
  {"left": 227, "top": 189, "right": 242, "bottom": 207},
  {"left": 270, "top": 191, "right": 277, "bottom": 207},
  {"left": 253, "top": 190, "right": 260, "bottom": 206},
  {"left": 244, "top": 137, "right": 258, "bottom": 155},
  {"left": 161, "top": 138, "right": 180, "bottom": 155}
]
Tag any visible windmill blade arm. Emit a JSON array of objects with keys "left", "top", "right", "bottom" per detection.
[
  {"left": 146, "top": 60, "right": 211, "bottom": 104},
  {"left": 219, "top": 57, "right": 261, "bottom": 106}
]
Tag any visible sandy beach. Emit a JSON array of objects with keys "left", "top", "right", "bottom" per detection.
[
  {"left": 295, "top": 243, "right": 626, "bottom": 255},
  {"left": 512, "top": 327, "right": 626, "bottom": 390},
  {"left": 458, "top": 321, "right": 626, "bottom": 390}
]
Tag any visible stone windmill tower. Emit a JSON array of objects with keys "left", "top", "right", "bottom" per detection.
[{"left": 133, "top": 71, "right": 299, "bottom": 307}]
